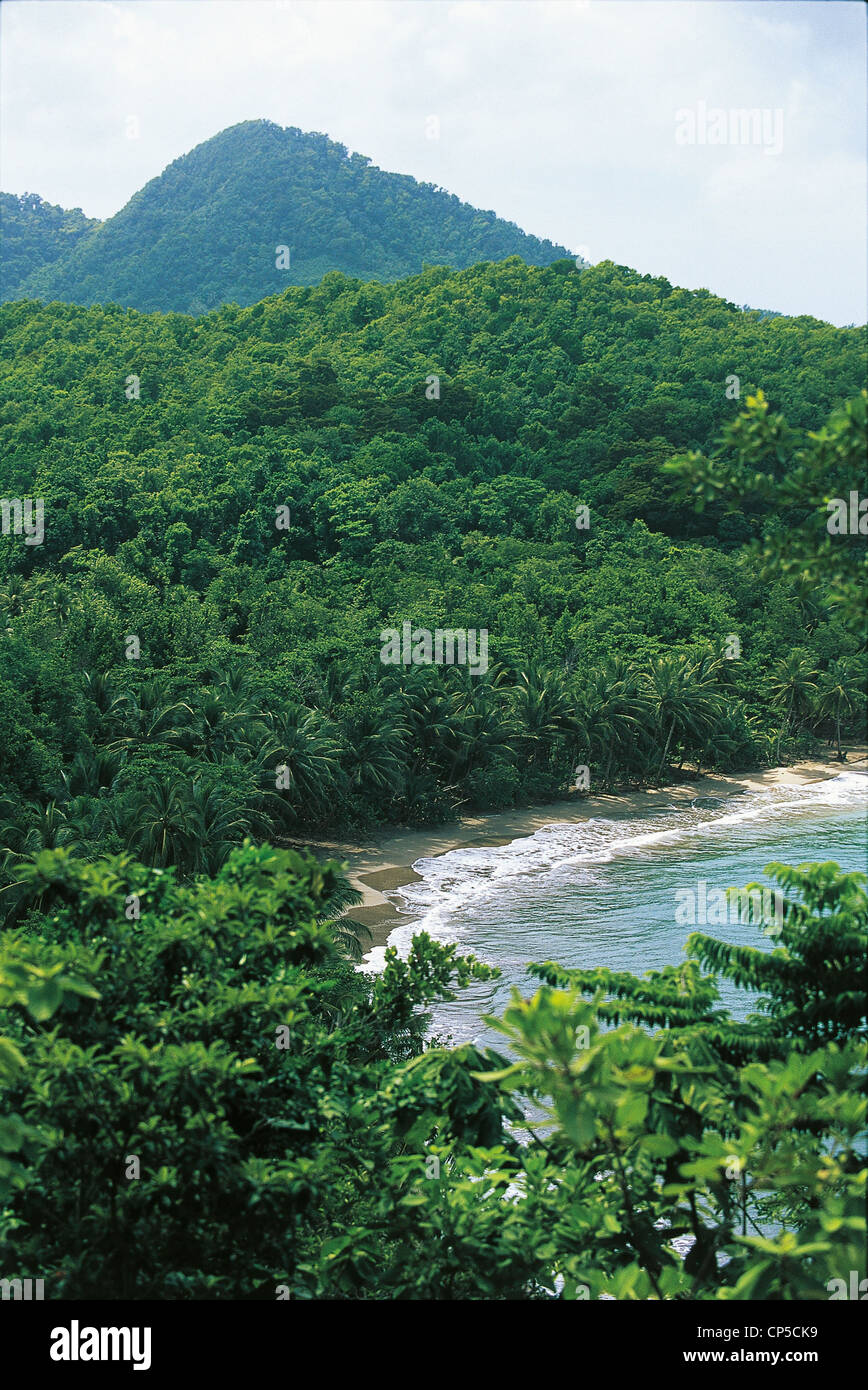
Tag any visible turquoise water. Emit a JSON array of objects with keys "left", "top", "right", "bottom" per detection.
[{"left": 362, "top": 771, "right": 868, "bottom": 1049}]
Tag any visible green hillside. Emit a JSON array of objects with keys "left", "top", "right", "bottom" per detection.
[
  {"left": 7, "top": 120, "right": 572, "bottom": 313},
  {"left": 0, "top": 235, "right": 865, "bottom": 1312},
  {"left": 0, "top": 255, "right": 864, "bottom": 848},
  {"left": 0, "top": 192, "right": 100, "bottom": 300}
]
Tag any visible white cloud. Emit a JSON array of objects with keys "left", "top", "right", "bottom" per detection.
[{"left": 0, "top": 0, "right": 864, "bottom": 324}]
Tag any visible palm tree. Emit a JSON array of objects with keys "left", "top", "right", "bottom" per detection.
[
  {"left": 0, "top": 799, "right": 89, "bottom": 861},
  {"left": 443, "top": 668, "right": 516, "bottom": 783},
  {"left": 694, "top": 705, "right": 759, "bottom": 777},
  {"left": 304, "top": 660, "right": 358, "bottom": 716},
  {"left": 261, "top": 705, "right": 343, "bottom": 819},
  {"left": 790, "top": 575, "right": 826, "bottom": 634},
  {"left": 314, "top": 873, "right": 372, "bottom": 963},
  {"left": 185, "top": 779, "right": 265, "bottom": 875},
  {"left": 127, "top": 776, "right": 199, "bottom": 868},
  {"left": 183, "top": 690, "right": 266, "bottom": 762},
  {"left": 82, "top": 671, "right": 116, "bottom": 717},
  {"left": 640, "top": 654, "right": 723, "bottom": 782},
  {"left": 341, "top": 702, "right": 408, "bottom": 798},
  {"left": 511, "top": 666, "right": 584, "bottom": 771},
  {"left": 106, "top": 683, "right": 193, "bottom": 755},
  {"left": 674, "top": 653, "right": 727, "bottom": 774},
  {"left": 393, "top": 768, "right": 449, "bottom": 825},
  {"left": 38, "top": 579, "right": 75, "bottom": 626},
  {"left": 211, "top": 663, "right": 265, "bottom": 708},
  {"left": 768, "top": 652, "right": 819, "bottom": 764},
  {"left": 381, "top": 666, "right": 457, "bottom": 781},
  {"left": 0, "top": 575, "right": 28, "bottom": 624},
  {"left": 60, "top": 748, "right": 126, "bottom": 798},
  {"left": 812, "top": 658, "right": 865, "bottom": 762},
  {"left": 578, "top": 658, "right": 652, "bottom": 786}
]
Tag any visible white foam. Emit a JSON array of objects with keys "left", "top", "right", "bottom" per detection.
[{"left": 357, "top": 771, "right": 867, "bottom": 973}]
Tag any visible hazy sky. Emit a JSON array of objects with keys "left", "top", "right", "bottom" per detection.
[{"left": 1, "top": 0, "right": 865, "bottom": 325}]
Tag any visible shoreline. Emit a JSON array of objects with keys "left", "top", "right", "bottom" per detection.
[{"left": 286, "top": 752, "right": 868, "bottom": 949}]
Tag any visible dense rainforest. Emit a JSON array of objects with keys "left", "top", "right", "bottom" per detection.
[
  {"left": 0, "top": 256, "right": 864, "bottom": 873},
  {"left": 0, "top": 250, "right": 865, "bottom": 1301},
  {"left": 4, "top": 120, "right": 572, "bottom": 313},
  {"left": 0, "top": 192, "right": 100, "bottom": 303},
  {"left": 0, "top": 844, "right": 864, "bottom": 1299}
]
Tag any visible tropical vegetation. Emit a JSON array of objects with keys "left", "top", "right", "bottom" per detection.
[
  {"left": 0, "top": 844, "right": 863, "bottom": 1299},
  {"left": 4, "top": 121, "right": 571, "bottom": 313},
  {"left": 0, "top": 260, "right": 864, "bottom": 878},
  {"left": 0, "top": 240, "right": 864, "bottom": 1302}
]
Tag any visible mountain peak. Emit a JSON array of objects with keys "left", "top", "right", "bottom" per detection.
[{"left": 4, "top": 121, "right": 572, "bottom": 314}]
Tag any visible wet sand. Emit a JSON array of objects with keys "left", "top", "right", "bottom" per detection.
[{"left": 284, "top": 752, "right": 867, "bottom": 948}]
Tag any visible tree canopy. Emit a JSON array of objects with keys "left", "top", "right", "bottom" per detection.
[
  {"left": 4, "top": 121, "right": 571, "bottom": 313},
  {"left": 0, "top": 845, "right": 863, "bottom": 1299},
  {"left": 0, "top": 260, "right": 863, "bottom": 858}
]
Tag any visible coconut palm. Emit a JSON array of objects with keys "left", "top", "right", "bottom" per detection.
[
  {"left": 578, "top": 658, "right": 653, "bottom": 786},
  {"left": 511, "top": 666, "right": 585, "bottom": 769},
  {"left": 381, "top": 666, "right": 457, "bottom": 778},
  {"left": 210, "top": 663, "right": 265, "bottom": 708},
  {"left": 262, "top": 704, "right": 343, "bottom": 815},
  {"left": 443, "top": 668, "right": 516, "bottom": 782},
  {"left": 304, "top": 659, "right": 358, "bottom": 716},
  {"left": 185, "top": 778, "right": 265, "bottom": 875},
  {"left": 40, "top": 580, "right": 74, "bottom": 625},
  {"left": 812, "top": 658, "right": 865, "bottom": 762},
  {"left": 0, "top": 799, "right": 89, "bottom": 861},
  {"left": 106, "top": 683, "right": 193, "bottom": 755},
  {"left": 393, "top": 768, "right": 451, "bottom": 824},
  {"left": 790, "top": 574, "right": 826, "bottom": 634},
  {"left": 127, "top": 776, "right": 199, "bottom": 868},
  {"left": 694, "top": 705, "right": 759, "bottom": 777},
  {"left": 0, "top": 575, "right": 28, "bottom": 625},
  {"left": 82, "top": 670, "right": 116, "bottom": 718},
  {"left": 314, "top": 873, "right": 372, "bottom": 964},
  {"left": 640, "top": 653, "right": 723, "bottom": 781},
  {"left": 768, "top": 652, "right": 820, "bottom": 763},
  {"left": 60, "top": 748, "right": 126, "bottom": 798},
  {"left": 341, "top": 702, "right": 408, "bottom": 797},
  {"left": 183, "top": 690, "right": 266, "bottom": 762}
]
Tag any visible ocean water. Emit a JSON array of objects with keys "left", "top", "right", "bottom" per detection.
[{"left": 362, "top": 771, "right": 868, "bottom": 1050}]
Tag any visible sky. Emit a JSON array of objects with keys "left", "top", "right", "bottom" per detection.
[{"left": 1, "top": 0, "right": 865, "bottom": 326}]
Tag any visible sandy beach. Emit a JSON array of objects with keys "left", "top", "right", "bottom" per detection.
[{"left": 285, "top": 751, "right": 868, "bottom": 948}]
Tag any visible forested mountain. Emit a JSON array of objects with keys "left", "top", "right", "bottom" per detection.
[
  {"left": 0, "top": 208, "right": 866, "bottom": 1309},
  {"left": 4, "top": 120, "right": 572, "bottom": 313},
  {"left": 0, "top": 192, "right": 100, "bottom": 301},
  {"left": 0, "top": 255, "right": 864, "bottom": 849}
]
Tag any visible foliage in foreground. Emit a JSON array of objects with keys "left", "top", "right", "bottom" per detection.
[{"left": 0, "top": 845, "right": 864, "bottom": 1299}]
